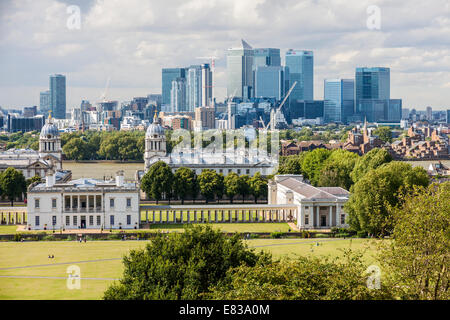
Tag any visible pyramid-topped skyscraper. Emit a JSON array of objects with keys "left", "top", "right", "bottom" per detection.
[{"left": 227, "top": 39, "right": 254, "bottom": 100}]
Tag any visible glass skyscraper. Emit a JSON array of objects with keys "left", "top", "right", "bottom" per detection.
[
  {"left": 253, "top": 48, "right": 281, "bottom": 68},
  {"left": 324, "top": 79, "right": 355, "bottom": 123},
  {"left": 170, "top": 77, "right": 187, "bottom": 112},
  {"left": 187, "top": 65, "right": 202, "bottom": 112},
  {"left": 162, "top": 68, "right": 186, "bottom": 106},
  {"left": 49, "top": 74, "right": 66, "bottom": 119},
  {"left": 39, "top": 90, "right": 51, "bottom": 116},
  {"left": 285, "top": 50, "right": 314, "bottom": 102},
  {"left": 227, "top": 39, "right": 254, "bottom": 100},
  {"left": 254, "top": 66, "right": 288, "bottom": 100}
]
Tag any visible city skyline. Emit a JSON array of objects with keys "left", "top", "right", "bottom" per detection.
[{"left": 1, "top": 0, "right": 450, "bottom": 110}]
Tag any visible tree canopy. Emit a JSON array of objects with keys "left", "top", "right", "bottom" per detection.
[
  {"left": 350, "top": 148, "right": 392, "bottom": 183},
  {"left": 140, "top": 161, "right": 173, "bottom": 203}
]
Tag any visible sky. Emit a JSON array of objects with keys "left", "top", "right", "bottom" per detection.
[{"left": 0, "top": 0, "right": 450, "bottom": 111}]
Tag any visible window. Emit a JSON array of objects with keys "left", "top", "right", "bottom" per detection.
[
  {"left": 52, "top": 198, "right": 57, "bottom": 209},
  {"left": 127, "top": 215, "right": 131, "bottom": 225},
  {"left": 126, "top": 198, "right": 131, "bottom": 208},
  {"left": 35, "top": 216, "right": 40, "bottom": 226},
  {"left": 96, "top": 215, "right": 101, "bottom": 226},
  {"left": 246, "top": 169, "right": 250, "bottom": 174},
  {"left": 89, "top": 216, "right": 94, "bottom": 226},
  {"left": 305, "top": 215, "right": 309, "bottom": 225},
  {"left": 73, "top": 216, "right": 77, "bottom": 226},
  {"left": 52, "top": 216, "right": 56, "bottom": 226},
  {"left": 66, "top": 216, "right": 70, "bottom": 226},
  {"left": 341, "top": 214, "right": 346, "bottom": 224},
  {"left": 35, "top": 199, "right": 40, "bottom": 209},
  {"left": 219, "top": 169, "right": 223, "bottom": 173},
  {"left": 110, "top": 198, "right": 115, "bottom": 208},
  {"left": 228, "top": 169, "right": 232, "bottom": 173},
  {"left": 110, "top": 215, "right": 114, "bottom": 225},
  {"left": 237, "top": 169, "right": 241, "bottom": 174},
  {"left": 305, "top": 206, "right": 309, "bottom": 209}
]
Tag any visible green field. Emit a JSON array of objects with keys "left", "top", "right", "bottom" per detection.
[{"left": 0, "top": 238, "right": 379, "bottom": 300}]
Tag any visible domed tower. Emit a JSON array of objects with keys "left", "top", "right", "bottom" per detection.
[
  {"left": 144, "top": 112, "right": 167, "bottom": 171},
  {"left": 39, "top": 114, "right": 62, "bottom": 170}
]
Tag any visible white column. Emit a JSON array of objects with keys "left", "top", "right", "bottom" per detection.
[
  {"left": 315, "top": 206, "right": 319, "bottom": 228},
  {"left": 329, "top": 206, "right": 333, "bottom": 228},
  {"left": 337, "top": 204, "right": 341, "bottom": 227},
  {"left": 298, "top": 205, "right": 304, "bottom": 229}
]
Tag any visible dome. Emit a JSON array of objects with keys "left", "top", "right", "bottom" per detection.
[
  {"left": 40, "top": 123, "right": 60, "bottom": 138},
  {"left": 146, "top": 122, "right": 165, "bottom": 137}
]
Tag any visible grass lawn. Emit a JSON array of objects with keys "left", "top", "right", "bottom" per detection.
[
  {"left": 0, "top": 238, "right": 380, "bottom": 300},
  {"left": 0, "top": 226, "right": 20, "bottom": 234}
]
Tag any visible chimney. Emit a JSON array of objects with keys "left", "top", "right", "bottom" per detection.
[
  {"left": 46, "top": 169, "right": 55, "bottom": 187},
  {"left": 116, "top": 170, "right": 124, "bottom": 187}
]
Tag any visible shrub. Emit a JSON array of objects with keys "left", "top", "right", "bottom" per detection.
[
  {"left": 356, "top": 231, "right": 367, "bottom": 238},
  {"left": 13, "top": 233, "right": 23, "bottom": 242},
  {"left": 270, "top": 231, "right": 283, "bottom": 239}
]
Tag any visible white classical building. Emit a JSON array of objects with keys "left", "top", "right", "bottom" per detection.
[
  {"left": 27, "top": 171, "right": 140, "bottom": 230},
  {"left": 0, "top": 116, "right": 70, "bottom": 180},
  {"left": 268, "top": 175, "right": 350, "bottom": 229},
  {"left": 143, "top": 115, "right": 276, "bottom": 176}
]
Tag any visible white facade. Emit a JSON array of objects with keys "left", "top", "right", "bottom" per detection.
[
  {"left": 27, "top": 172, "right": 140, "bottom": 230},
  {"left": 268, "top": 175, "right": 350, "bottom": 229}
]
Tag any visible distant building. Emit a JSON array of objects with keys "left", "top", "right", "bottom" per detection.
[
  {"left": 227, "top": 39, "right": 254, "bottom": 100},
  {"left": 289, "top": 100, "right": 324, "bottom": 121},
  {"left": 50, "top": 74, "right": 66, "bottom": 119},
  {"left": 323, "top": 79, "right": 355, "bottom": 124},
  {"left": 194, "top": 106, "right": 215, "bottom": 130},
  {"left": 162, "top": 68, "right": 186, "bottom": 106},
  {"left": 447, "top": 110, "right": 450, "bottom": 124},
  {"left": 170, "top": 77, "right": 187, "bottom": 112},
  {"left": 253, "top": 48, "right": 281, "bottom": 68},
  {"left": 39, "top": 91, "right": 51, "bottom": 115},
  {"left": 27, "top": 171, "right": 140, "bottom": 230},
  {"left": 343, "top": 120, "right": 385, "bottom": 155},
  {"left": 254, "top": 66, "right": 288, "bottom": 100},
  {"left": 426, "top": 106, "right": 433, "bottom": 121},
  {"left": 23, "top": 106, "right": 38, "bottom": 118},
  {"left": 286, "top": 49, "right": 314, "bottom": 103},
  {"left": 7, "top": 114, "right": 45, "bottom": 133}
]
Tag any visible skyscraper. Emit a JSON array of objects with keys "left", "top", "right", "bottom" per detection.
[
  {"left": 39, "top": 90, "right": 51, "bottom": 115},
  {"left": 187, "top": 65, "right": 202, "bottom": 111},
  {"left": 162, "top": 68, "right": 186, "bottom": 107},
  {"left": 227, "top": 39, "right": 254, "bottom": 100},
  {"left": 254, "top": 66, "right": 287, "bottom": 100},
  {"left": 201, "top": 64, "right": 212, "bottom": 107},
  {"left": 253, "top": 48, "right": 281, "bottom": 68},
  {"left": 170, "top": 78, "right": 187, "bottom": 112},
  {"left": 49, "top": 74, "right": 66, "bottom": 119},
  {"left": 323, "top": 79, "right": 355, "bottom": 123},
  {"left": 285, "top": 49, "right": 314, "bottom": 101}
]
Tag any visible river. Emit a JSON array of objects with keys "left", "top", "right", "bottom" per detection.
[{"left": 63, "top": 160, "right": 450, "bottom": 181}]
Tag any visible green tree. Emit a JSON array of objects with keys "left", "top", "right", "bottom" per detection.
[
  {"left": 345, "top": 161, "right": 429, "bottom": 236},
  {"left": 173, "top": 167, "right": 195, "bottom": 204},
  {"left": 62, "top": 138, "right": 88, "bottom": 160},
  {"left": 249, "top": 172, "right": 268, "bottom": 203},
  {"left": 301, "top": 148, "right": 333, "bottom": 186},
  {"left": 350, "top": 148, "right": 392, "bottom": 183},
  {"left": 198, "top": 169, "right": 222, "bottom": 203},
  {"left": 378, "top": 182, "right": 450, "bottom": 300},
  {"left": 103, "top": 225, "right": 270, "bottom": 300},
  {"left": 318, "top": 149, "right": 359, "bottom": 190},
  {"left": 98, "top": 134, "right": 120, "bottom": 160},
  {"left": 209, "top": 250, "right": 392, "bottom": 300},
  {"left": 117, "top": 134, "right": 141, "bottom": 161},
  {"left": 373, "top": 126, "right": 393, "bottom": 143},
  {"left": 141, "top": 161, "right": 173, "bottom": 204},
  {"left": 237, "top": 174, "right": 250, "bottom": 203},
  {"left": 277, "top": 155, "right": 304, "bottom": 175},
  {"left": 224, "top": 172, "right": 240, "bottom": 203},
  {"left": 26, "top": 175, "right": 42, "bottom": 188},
  {"left": 0, "top": 167, "right": 26, "bottom": 206}
]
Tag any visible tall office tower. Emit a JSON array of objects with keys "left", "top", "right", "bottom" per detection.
[
  {"left": 201, "top": 64, "right": 212, "bottom": 107},
  {"left": 402, "top": 108, "right": 410, "bottom": 120},
  {"left": 49, "top": 74, "right": 66, "bottom": 119},
  {"left": 253, "top": 48, "right": 281, "bottom": 68},
  {"left": 170, "top": 78, "right": 187, "bottom": 112},
  {"left": 323, "top": 79, "right": 355, "bottom": 123},
  {"left": 195, "top": 106, "right": 215, "bottom": 130},
  {"left": 186, "top": 65, "right": 202, "bottom": 111},
  {"left": 254, "top": 66, "right": 287, "bottom": 100},
  {"left": 355, "top": 67, "right": 390, "bottom": 102},
  {"left": 80, "top": 100, "right": 93, "bottom": 112},
  {"left": 426, "top": 106, "right": 432, "bottom": 120},
  {"left": 39, "top": 90, "right": 51, "bottom": 115},
  {"left": 387, "top": 99, "right": 402, "bottom": 122},
  {"left": 447, "top": 110, "right": 450, "bottom": 124},
  {"left": 285, "top": 49, "right": 314, "bottom": 102},
  {"left": 227, "top": 39, "right": 254, "bottom": 100},
  {"left": 162, "top": 68, "right": 186, "bottom": 107}
]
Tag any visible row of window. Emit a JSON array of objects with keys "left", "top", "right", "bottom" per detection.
[
  {"left": 35, "top": 215, "right": 133, "bottom": 226},
  {"left": 35, "top": 198, "right": 133, "bottom": 209},
  {"left": 304, "top": 214, "right": 346, "bottom": 225}
]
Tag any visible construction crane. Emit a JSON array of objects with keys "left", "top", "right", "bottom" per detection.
[
  {"left": 100, "top": 77, "right": 111, "bottom": 103},
  {"left": 196, "top": 56, "right": 220, "bottom": 106},
  {"left": 268, "top": 81, "right": 297, "bottom": 130}
]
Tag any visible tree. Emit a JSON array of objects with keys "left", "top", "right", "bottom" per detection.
[
  {"left": 0, "top": 167, "right": 26, "bottom": 206},
  {"left": 345, "top": 161, "right": 429, "bottom": 236},
  {"left": 140, "top": 161, "right": 173, "bottom": 204},
  {"left": 318, "top": 149, "right": 359, "bottom": 190},
  {"left": 198, "top": 169, "right": 222, "bottom": 203},
  {"left": 378, "top": 182, "right": 450, "bottom": 300},
  {"left": 209, "top": 250, "right": 392, "bottom": 300},
  {"left": 249, "top": 172, "right": 267, "bottom": 203},
  {"left": 237, "top": 174, "right": 250, "bottom": 203},
  {"left": 373, "top": 126, "right": 393, "bottom": 143},
  {"left": 103, "top": 225, "right": 270, "bottom": 300},
  {"left": 98, "top": 134, "right": 120, "bottom": 160},
  {"left": 224, "top": 172, "right": 240, "bottom": 203},
  {"left": 350, "top": 148, "right": 392, "bottom": 183},
  {"left": 301, "top": 148, "right": 333, "bottom": 186},
  {"left": 26, "top": 175, "right": 42, "bottom": 188},
  {"left": 277, "top": 155, "right": 304, "bottom": 175},
  {"left": 173, "top": 167, "right": 195, "bottom": 204},
  {"left": 62, "top": 137, "right": 87, "bottom": 160}
]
